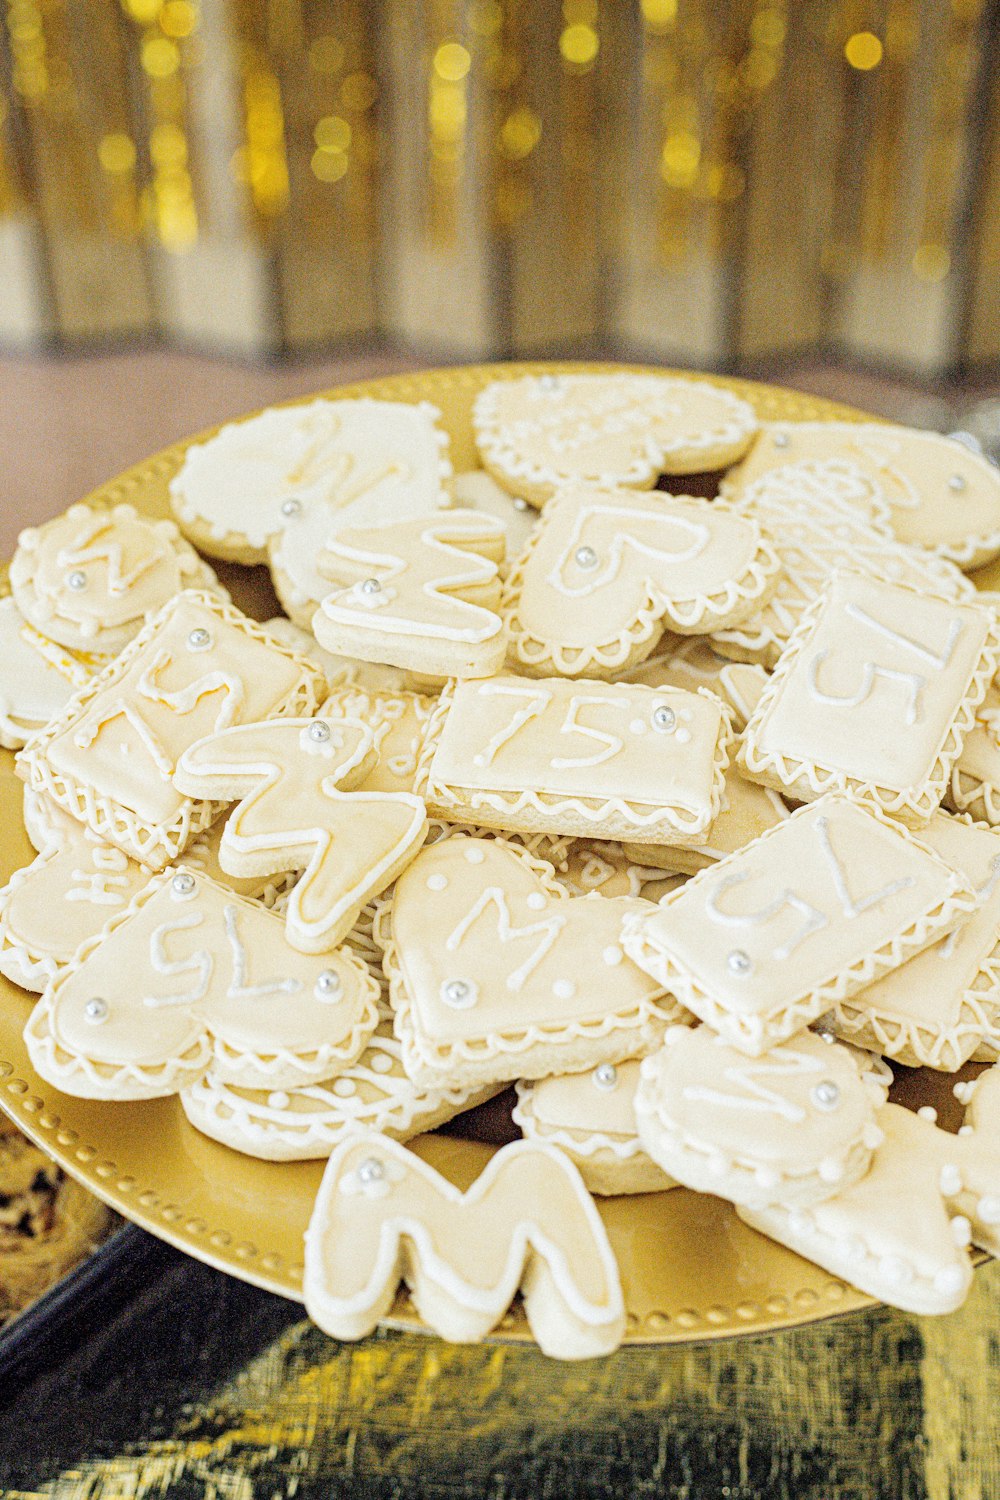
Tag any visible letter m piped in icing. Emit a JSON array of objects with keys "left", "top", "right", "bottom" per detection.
[
  {"left": 312, "top": 509, "right": 507, "bottom": 678},
  {"left": 304, "top": 1135, "right": 626, "bottom": 1358}
]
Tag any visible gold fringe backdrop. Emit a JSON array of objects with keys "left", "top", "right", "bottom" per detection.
[{"left": 1, "top": 0, "right": 999, "bottom": 373}]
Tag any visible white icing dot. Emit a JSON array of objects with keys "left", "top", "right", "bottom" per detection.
[
  {"left": 370, "top": 1052, "right": 393, "bottom": 1074},
  {"left": 603, "top": 944, "right": 624, "bottom": 966},
  {"left": 675, "top": 728, "right": 691, "bottom": 745},
  {"left": 526, "top": 892, "right": 546, "bottom": 910},
  {"left": 333, "top": 1078, "right": 357, "bottom": 1098},
  {"left": 267, "top": 1092, "right": 290, "bottom": 1110},
  {"left": 426, "top": 874, "right": 448, "bottom": 891},
  {"left": 552, "top": 979, "right": 576, "bottom": 999},
  {"left": 464, "top": 846, "right": 486, "bottom": 864},
  {"left": 629, "top": 719, "right": 647, "bottom": 735}
]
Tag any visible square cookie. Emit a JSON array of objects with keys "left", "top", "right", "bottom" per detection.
[
  {"left": 17, "top": 590, "right": 326, "bottom": 870},
  {"left": 620, "top": 795, "right": 979, "bottom": 1055},
  {"left": 738, "top": 572, "right": 1000, "bottom": 824},
  {"left": 415, "top": 674, "right": 731, "bottom": 843}
]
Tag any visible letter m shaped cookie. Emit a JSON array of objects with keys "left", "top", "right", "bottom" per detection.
[
  {"left": 313, "top": 510, "right": 507, "bottom": 678},
  {"left": 304, "top": 1135, "right": 626, "bottom": 1358}
]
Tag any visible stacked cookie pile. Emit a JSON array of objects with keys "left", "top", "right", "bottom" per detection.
[{"left": 5, "top": 374, "right": 1000, "bottom": 1360}]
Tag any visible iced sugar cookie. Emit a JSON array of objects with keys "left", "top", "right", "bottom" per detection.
[
  {"left": 553, "top": 839, "right": 687, "bottom": 901},
  {"left": 738, "top": 573, "right": 1000, "bottom": 825},
  {"left": 24, "top": 868, "right": 380, "bottom": 1099},
  {"left": 622, "top": 766, "right": 788, "bottom": 875},
  {"left": 514, "top": 1059, "right": 678, "bottom": 1196},
  {"left": 17, "top": 591, "right": 326, "bottom": 870},
  {"left": 634, "top": 1026, "right": 884, "bottom": 1209},
  {"left": 374, "top": 834, "right": 681, "bottom": 1090},
  {"left": 174, "top": 716, "right": 427, "bottom": 954},
  {"left": 304, "top": 1134, "right": 626, "bottom": 1358},
  {"left": 313, "top": 510, "right": 507, "bottom": 679},
  {"left": 181, "top": 1011, "right": 496, "bottom": 1161},
  {"left": 0, "top": 597, "right": 94, "bottom": 750},
  {"left": 712, "top": 460, "right": 973, "bottom": 666},
  {"left": 320, "top": 685, "right": 436, "bottom": 794},
  {"left": 473, "top": 373, "right": 758, "bottom": 505},
  {"left": 0, "top": 821, "right": 149, "bottom": 992},
  {"left": 616, "top": 636, "right": 727, "bottom": 693},
  {"left": 10, "top": 503, "right": 221, "bottom": 653},
  {"left": 621, "top": 794, "right": 978, "bottom": 1055},
  {"left": 262, "top": 618, "right": 428, "bottom": 697},
  {"left": 503, "top": 485, "right": 779, "bottom": 678},
  {"left": 824, "top": 812, "right": 1000, "bottom": 1071},
  {"left": 169, "top": 398, "right": 452, "bottom": 564},
  {"left": 0, "top": 810, "right": 294, "bottom": 994},
  {"left": 449, "top": 470, "right": 539, "bottom": 560},
  {"left": 415, "top": 675, "right": 731, "bottom": 844},
  {"left": 721, "top": 422, "right": 1000, "bottom": 569},
  {"left": 738, "top": 1104, "right": 977, "bottom": 1316}
]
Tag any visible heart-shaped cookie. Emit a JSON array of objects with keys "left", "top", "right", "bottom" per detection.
[
  {"left": 24, "top": 868, "right": 380, "bottom": 1099},
  {"left": 503, "top": 485, "right": 779, "bottom": 677},
  {"left": 375, "top": 834, "right": 682, "bottom": 1089},
  {"left": 174, "top": 717, "right": 427, "bottom": 953},
  {"left": 473, "top": 373, "right": 758, "bottom": 504}
]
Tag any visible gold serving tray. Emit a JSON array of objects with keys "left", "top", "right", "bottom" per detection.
[{"left": 0, "top": 361, "right": 989, "bottom": 1347}]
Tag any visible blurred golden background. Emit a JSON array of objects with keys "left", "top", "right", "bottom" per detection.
[{"left": 2, "top": 0, "right": 999, "bottom": 375}]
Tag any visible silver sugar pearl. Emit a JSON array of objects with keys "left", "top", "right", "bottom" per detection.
[
  {"left": 574, "top": 545, "right": 598, "bottom": 569},
  {"left": 315, "top": 969, "right": 341, "bottom": 995},
  {"left": 948, "top": 473, "right": 967, "bottom": 493},
  {"left": 727, "top": 949, "right": 753, "bottom": 977},
  {"left": 652, "top": 704, "right": 676, "bottom": 734},
  {"left": 308, "top": 721, "right": 332, "bottom": 742},
  {"left": 281, "top": 497, "right": 303, "bottom": 517},
  {"left": 187, "top": 627, "right": 212, "bottom": 652},
  {"left": 171, "top": 872, "right": 196, "bottom": 895},
  {"left": 443, "top": 979, "right": 471, "bottom": 1006},
  {"left": 358, "top": 1158, "right": 384, "bottom": 1184},
  {"left": 360, "top": 578, "right": 382, "bottom": 595},
  {"left": 812, "top": 1080, "right": 841, "bottom": 1111},
  {"left": 593, "top": 1063, "right": 618, "bottom": 1091},
  {"left": 773, "top": 431, "right": 791, "bottom": 449},
  {"left": 84, "top": 997, "right": 108, "bottom": 1024},
  {"left": 67, "top": 570, "right": 87, "bottom": 591},
  {"left": 513, "top": 498, "right": 530, "bottom": 512}
]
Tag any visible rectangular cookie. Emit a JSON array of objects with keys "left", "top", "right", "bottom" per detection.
[
  {"left": 738, "top": 572, "right": 1000, "bottom": 825},
  {"left": 17, "top": 590, "right": 326, "bottom": 870},
  {"left": 826, "top": 812, "right": 1000, "bottom": 1071},
  {"left": 620, "top": 794, "right": 980, "bottom": 1055},
  {"left": 414, "top": 674, "right": 731, "bottom": 843}
]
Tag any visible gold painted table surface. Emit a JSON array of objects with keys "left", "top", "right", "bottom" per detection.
[
  {"left": 2, "top": 1248, "right": 1000, "bottom": 1498},
  {"left": 1, "top": 362, "right": 1000, "bottom": 1497}
]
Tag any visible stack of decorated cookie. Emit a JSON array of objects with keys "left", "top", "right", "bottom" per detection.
[{"left": 5, "top": 373, "right": 1000, "bottom": 1360}]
